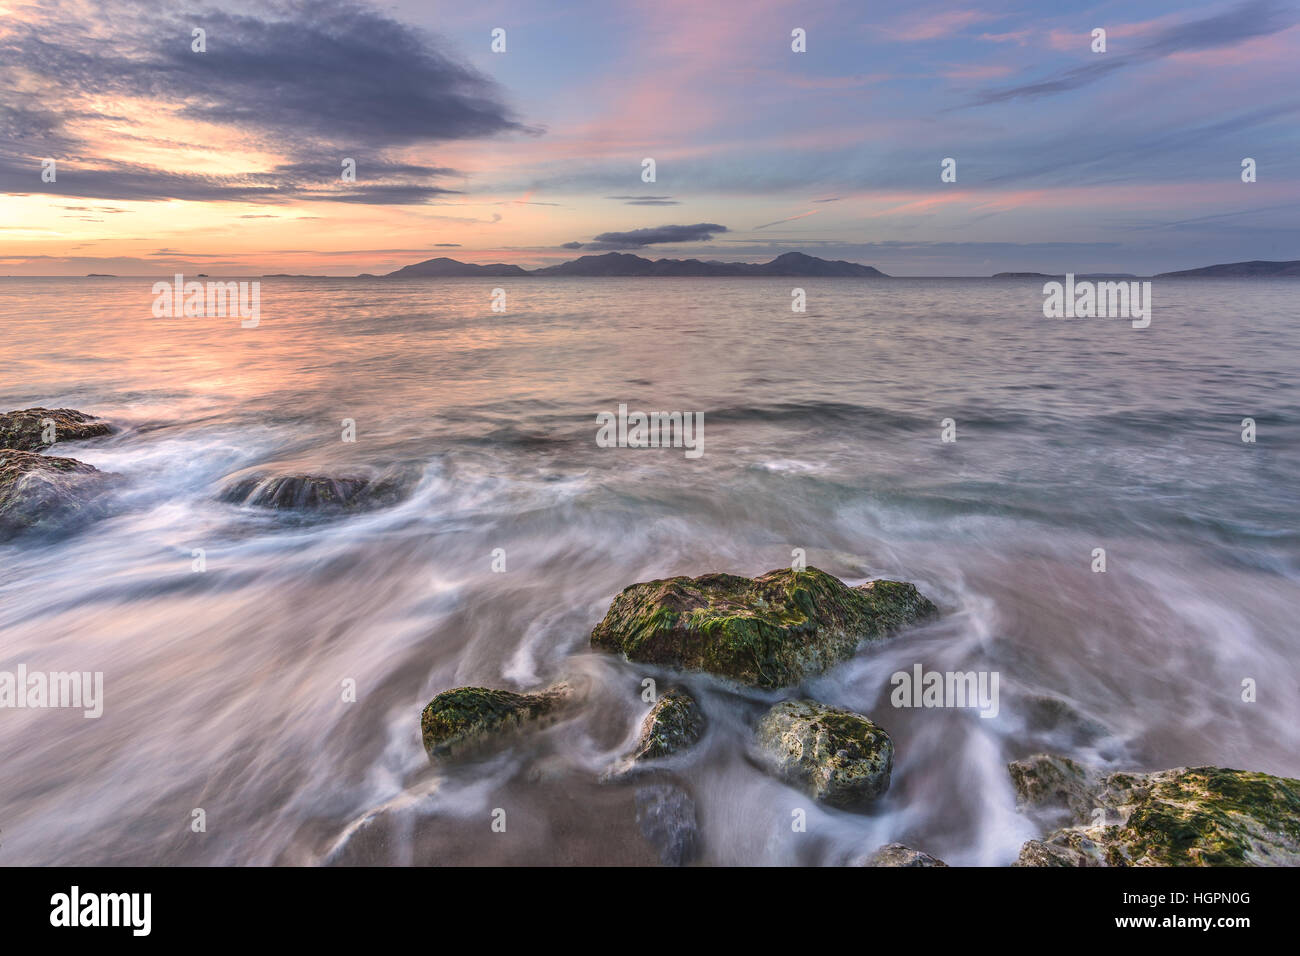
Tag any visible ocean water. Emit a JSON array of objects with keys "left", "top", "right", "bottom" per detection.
[{"left": 1, "top": 275, "right": 1297, "bottom": 866}]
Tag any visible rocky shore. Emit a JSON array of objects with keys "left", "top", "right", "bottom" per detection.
[{"left": 7, "top": 404, "right": 1298, "bottom": 867}]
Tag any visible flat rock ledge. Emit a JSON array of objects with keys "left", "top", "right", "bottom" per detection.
[
  {"left": 590, "top": 567, "right": 937, "bottom": 688},
  {"left": 0, "top": 407, "right": 112, "bottom": 451},
  {"left": 1010, "top": 753, "right": 1300, "bottom": 866},
  {"left": 0, "top": 450, "right": 116, "bottom": 539},
  {"left": 754, "top": 699, "right": 894, "bottom": 810},
  {"left": 420, "top": 684, "right": 574, "bottom": 760}
]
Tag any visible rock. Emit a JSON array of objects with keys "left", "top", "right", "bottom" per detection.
[
  {"left": 0, "top": 407, "right": 111, "bottom": 451},
  {"left": 634, "top": 780, "right": 701, "bottom": 866},
  {"left": 0, "top": 450, "right": 116, "bottom": 539},
  {"left": 219, "top": 471, "right": 404, "bottom": 511},
  {"left": 420, "top": 684, "right": 573, "bottom": 760},
  {"left": 1010, "top": 755, "right": 1300, "bottom": 866},
  {"left": 631, "top": 688, "right": 706, "bottom": 762},
  {"left": 1008, "top": 753, "right": 1099, "bottom": 821},
  {"left": 590, "top": 567, "right": 937, "bottom": 687},
  {"left": 853, "top": 842, "right": 949, "bottom": 867},
  {"left": 754, "top": 699, "right": 893, "bottom": 809},
  {"left": 602, "top": 688, "right": 707, "bottom": 781}
]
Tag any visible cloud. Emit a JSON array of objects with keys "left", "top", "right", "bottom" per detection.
[
  {"left": 560, "top": 241, "right": 584, "bottom": 249},
  {"left": 586, "top": 223, "right": 728, "bottom": 249},
  {"left": 967, "top": 0, "right": 1299, "bottom": 106},
  {"left": 0, "top": 0, "right": 534, "bottom": 204},
  {"left": 607, "top": 195, "right": 680, "bottom": 205}
]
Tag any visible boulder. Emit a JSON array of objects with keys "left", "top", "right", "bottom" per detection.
[
  {"left": 630, "top": 688, "right": 706, "bottom": 762},
  {"left": 1010, "top": 754, "right": 1300, "bottom": 866},
  {"left": 754, "top": 699, "right": 893, "bottom": 809},
  {"left": 0, "top": 407, "right": 111, "bottom": 451},
  {"left": 420, "top": 684, "right": 573, "bottom": 760},
  {"left": 602, "top": 688, "right": 706, "bottom": 781},
  {"left": 0, "top": 450, "right": 116, "bottom": 539},
  {"left": 219, "top": 471, "right": 404, "bottom": 511},
  {"left": 853, "top": 843, "right": 948, "bottom": 867},
  {"left": 590, "top": 567, "right": 936, "bottom": 687}
]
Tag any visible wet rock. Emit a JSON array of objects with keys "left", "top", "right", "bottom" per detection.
[
  {"left": 853, "top": 842, "right": 949, "bottom": 867},
  {"left": 754, "top": 699, "right": 893, "bottom": 809},
  {"left": 219, "top": 471, "right": 404, "bottom": 512},
  {"left": 631, "top": 688, "right": 706, "bottom": 761},
  {"left": 1008, "top": 753, "right": 1100, "bottom": 821},
  {"left": 634, "top": 780, "right": 701, "bottom": 866},
  {"left": 1022, "top": 694, "right": 1112, "bottom": 748},
  {"left": 0, "top": 407, "right": 111, "bottom": 451},
  {"left": 0, "top": 450, "right": 116, "bottom": 539},
  {"left": 602, "top": 688, "right": 707, "bottom": 781},
  {"left": 590, "top": 567, "right": 937, "bottom": 687},
  {"left": 1011, "top": 754, "right": 1300, "bottom": 866},
  {"left": 420, "top": 683, "right": 573, "bottom": 760}
]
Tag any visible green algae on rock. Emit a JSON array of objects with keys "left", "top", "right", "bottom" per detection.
[
  {"left": 590, "top": 567, "right": 937, "bottom": 687},
  {"left": 631, "top": 688, "right": 706, "bottom": 762},
  {"left": 420, "top": 684, "right": 573, "bottom": 760},
  {"left": 853, "top": 843, "right": 949, "bottom": 867},
  {"left": 0, "top": 450, "right": 116, "bottom": 539},
  {"left": 1010, "top": 754, "right": 1300, "bottom": 866},
  {"left": 603, "top": 688, "right": 707, "bottom": 781},
  {"left": 754, "top": 699, "right": 894, "bottom": 809},
  {"left": 0, "top": 407, "right": 112, "bottom": 452}
]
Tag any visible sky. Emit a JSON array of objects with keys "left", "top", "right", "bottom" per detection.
[{"left": 2, "top": 0, "right": 1299, "bottom": 276}]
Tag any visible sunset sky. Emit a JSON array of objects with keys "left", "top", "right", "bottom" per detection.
[{"left": 2, "top": 0, "right": 1298, "bottom": 275}]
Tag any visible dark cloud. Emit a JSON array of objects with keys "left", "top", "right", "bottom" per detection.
[
  {"left": 587, "top": 223, "right": 727, "bottom": 250},
  {"left": 0, "top": 0, "right": 534, "bottom": 205},
  {"left": 606, "top": 195, "right": 680, "bottom": 205},
  {"left": 560, "top": 241, "right": 584, "bottom": 249},
  {"left": 435, "top": 243, "right": 461, "bottom": 247},
  {"left": 968, "top": 0, "right": 1298, "bottom": 106}
]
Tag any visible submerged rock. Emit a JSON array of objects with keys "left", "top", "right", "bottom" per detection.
[
  {"left": 754, "top": 699, "right": 894, "bottom": 809},
  {"left": 219, "top": 471, "right": 404, "bottom": 512},
  {"left": 0, "top": 407, "right": 111, "bottom": 451},
  {"left": 634, "top": 780, "right": 701, "bottom": 866},
  {"left": 0, "top": 450, "right": 116, "bottom": 539},
  {"left": 590, "top": 567, "right": 936, "bottom": 688},
  {"left": 853, "top": 843, "right": 949, "bottom": 867},
  {"left": 420, "top": 684, "right": 573, "bottom": 760},
  {"left": 1010, "top": 754, "right": 1300, "bottom": 866}
]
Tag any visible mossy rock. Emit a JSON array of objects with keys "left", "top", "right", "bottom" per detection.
[
  {"left": 219, "top": 471, "right": 406, "bottom": 512},
  {"left": 0, "top": 407, "right": 111, "bottom": 451},
  {"left": 0, "top": 450, "right": 116, "bottom": 539},
  {"left": 754, "top": 699, "right": 893, "bottom": 809},
  {"left": 1011, "top": 754, "right": 1300, "bottom": 866},
  {"left": 590, "top": 567, "right": 937, "bottom": 687},
  {"left": 632, "top": 688, "right": 706, "bottom": 761},
  {"left": 852, "top": 843, "right": 948, "bottom": 867},
  {"left": 420, "top": 684, "right": 572, "bottom": 760}
]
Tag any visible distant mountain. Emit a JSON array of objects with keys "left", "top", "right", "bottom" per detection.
[
  {"left": 383, "top": 250, "right": 888, "bottom": 278},
  {"left": 1156, "top": 259, "right": 1300, "bottom": 278},
  {"left": 385, "top": 257, "right": 529, "bottom": 277}
]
